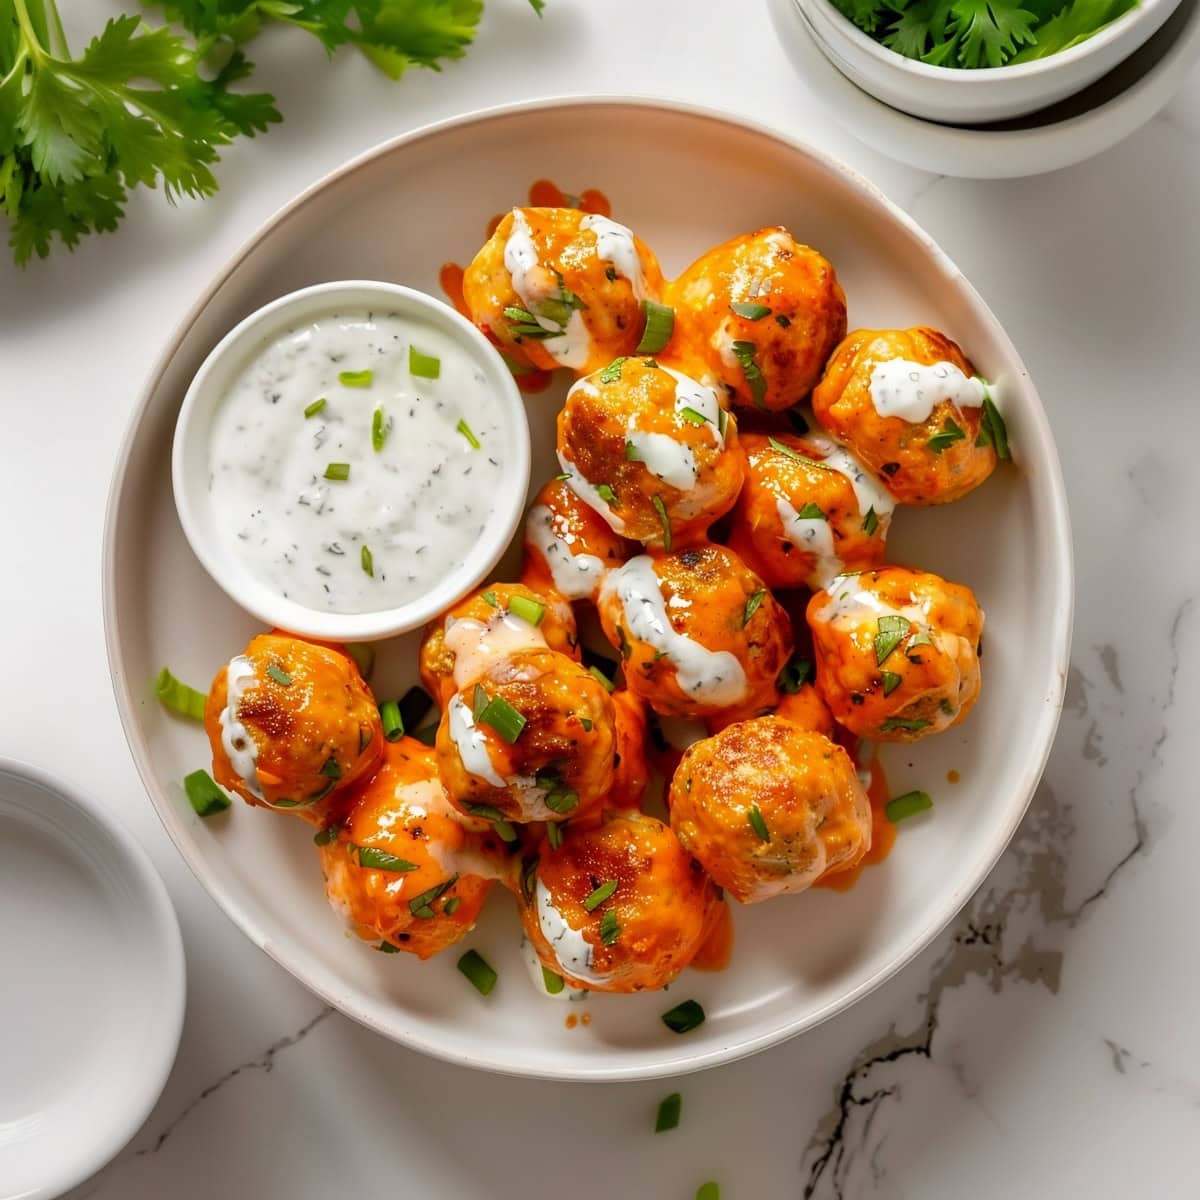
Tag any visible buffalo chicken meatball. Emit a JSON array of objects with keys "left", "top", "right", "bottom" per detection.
[
  {"left": 204, "top": 632, "right": 382, "bottom": 824},
  {"left": 598, "top": 546, "right": 792, "bottom": 720},
  {"left": 462, "top": 206, "right": 665, "bottom": 375},
  {"left": 669, "top": 717, "right": 871, "bottom": 902},
  {"left": 518, "top": 812, "right": 719, "bottom": 992},
  {"left": 520, "top": 477, "right": 636, "bottom": 603},
  {"left": 726, "top": 430, "right": 893, "bottom": 591},
  {"left": 556, "top": 356, "right": 743, "bottom": 547},
  {"left": 318, "top": 738, "right": 497, "bottom": 959},
  {"left": 807, "top": 566, "right": 984, "bottom": 742},
  {"left": 670, "top": 227, "right": 847, "bottom": 412},
  {"left": 436, "top": 649, "right": 616, "bottom": 823},
  {"left": 419, "top": 582, "right": 578, "bottom": 707},
  {"left": 610, "top": 688, "right": 651, "bottom": 811},
  {"left": 812, "top": 327, "right": 999, "bottom": 505}
]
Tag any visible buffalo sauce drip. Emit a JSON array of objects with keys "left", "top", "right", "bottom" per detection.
[
  {"left": 814, "top": 753, "right": 896, "bottom": 892},
  {"left": 690, "top": 899, "right": 734, "bottom": 971},
  {"left": 439, "top": 178, "right": 613, "bottom": 396}
]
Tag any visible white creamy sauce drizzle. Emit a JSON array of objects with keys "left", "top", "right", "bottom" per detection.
[
  {"left": 207, "top": 309, "right": 503, "bottom": 614},
  {"left": 580, "top": 214, "right": 644, "bottom": 300},
  {"left": 601, "top": 557, "right": 748, "bottom": 707},
  {"left": 525, "top": 504, "right": 608, "bottom": 600},
  {"left": 816, "top": 575, "right": 937, "bottom": 642},
  {"left": 776, "top": 497, "right": 842, "bottom": 588},
  {"left": 444, "top": 610, "right": 546, "bottom": 690},
  {"left": 868, "top": 359, "right": 986, "bottom": 424},
  {"left": 803, "top": 428, "right": 896, "bottom": 524},
  {"left": 663, "top": 367, "right": 725, "bottom": 447},
  {"left": 521, "top": 936, "right": 588, "bottom": 1001},
  {"left": 503, "top": 209, "right": 591, "bottom": 370},
  {"left": 625, "top": 430, "right": 698, "bottom": 490},
  {"left": 557, "top": 449, "right": 626, "bottom": 535},
  {"left": 536, "top": 880, "right": 610, "bottom": 987},
  {"left": 218, "top": 655, "right": 262, "bottom": 798},
  {"left": 446, "top": 695, "right": 505, "bottom": 788}
]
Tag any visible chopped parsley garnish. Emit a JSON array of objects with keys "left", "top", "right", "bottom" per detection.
[
  {"left": 355, "top": 847, "right": 419, "bottom": 872},
  {"left": 408, "top": 346, "right": 441, "bottom": 379},
  {"left": 874, "top": 615, "right": 911, "bottom": 665},
  {"left": 266, "top": 662, "right": 293, "bottom": 686},
  {"left": 795, "top": 501, "right": 826, "bottom": 520},
  {"left": 748, "top": 805, "right": 770, "bottom": 841},
  {"left": 371, "top": 407, "right": 388, "bottom": 452},
  {"left": 928, "top": 418, "right": 966, "bottom": 454},
  {"left": 457, "top": 949, "right": 498, "bottom": 996},
  {"left": 456, "top": 418, "right": 482, "bottom": 450},
  {"left": 508, "top": 595, "right": 546, "bottom": 626},
  {"left": 361, "top": 544, "right": 374, "bottom": 577},
  {"left": 304, "top": 398, "right": 326, "bottom": 419},
  {"left": 652, "top": 495, "right": 672, "bottom": 551},
  {"left": 679, "top": 406, "right": 710, "bottom": 426},
  {"left": 661, "top": 998, "right": 706, "bottom": 1034},
  {"left": 324, "top": 462, "right": 350, "bottom": 481},
  {"left": 338, "top": 369, "right": 373, "bottom": 388},
  {"left": 379, "top": 699, "right": 404, "bottom": 742},
  {"left": 881, "top": 670, "right": 903, "bottom": 696},
  {"left": 776, "top": 656, "right": 813, "bottom": 693},
  {"left": 583, "top": 879, "right": 618, "bottom": 911},
  {"left": 598, "top": 908, "right": 621, "bottom": 945},
  {"left": 655, "top": 1092, "right": 682, "bottom": 1132},
  {"left": 886, "top": 790, "right": 933, "bottom": 822},
  {"left": 743, "top": 589, "right": 766, "bottom": 627},
  {"left": 184, "top": 770, "right": 231, "bottom": 817},
  {"left": 862, "top": 506, "right": 879, "bottom": 536},
  {"left": 731, "top": 301, "right": 771, "bottom": 320},
  {"left": 731, "top": 340, "right": 767, "bottom": 409},
  {"left": 976, "top": 392, "right": 1011, "bottom": 460},
  {"left": 600, "top": 357, "right": 627, "bottom": 384},
  {"left": 155, "top": 667, "right": 206, "bottom": 721},
  {"left": 879, "top": 716, "right": 932, "bottom": 733},
  {"left": 636, "top": 300, "right": 675, "bottom": 354}
]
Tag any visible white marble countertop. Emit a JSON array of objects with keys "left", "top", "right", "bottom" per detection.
[{"left": 4, "top": 0, "right": 1199, "bottom": 1195}]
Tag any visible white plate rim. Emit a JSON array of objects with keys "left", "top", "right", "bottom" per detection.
[{"left": 101, "top": 95, "right": 1074, "bottom": 1081}]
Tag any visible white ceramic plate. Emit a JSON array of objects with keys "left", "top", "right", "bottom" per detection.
[
  {"left": 103, "top": 98, "right": 1072, "bottom": 1081},
  {"left": 0, "top": 759, "right": 184, "bottom": 1199}
]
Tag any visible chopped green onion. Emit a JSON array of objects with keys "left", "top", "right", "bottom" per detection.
[
  {"left": 874, "top": 615, "right": 911, "bottom": 666},
  {"left": 696, "top": 1184, "right": 720, "bottom": 1200},
  {"left": 776, "top": 656, "right": 813, "bottom": 693},
  {"left": 624, "top": 440, "right": 643, "bottom": 462},
  {"left": 655, "top": 1092, "right": 682, "bottom": 1132},
  {"left": 588, "top": 664, "right": 615, "bottom": 692},
  {"left": 554, "top": 471, "right": 572, "bottom": 482},
  {"left": 597, "top": 483, "right": 618, "bottom": 506},
  {"left": 456, "top": 419, "right": 481, "bottom": 450},
  {"left": 976, "top": 392, "right": 1011, "bottom": 460},
  {"left": 457, "top": 949, "right": 498, "bottom": 996},
  {"left": 679, "top": 406, "right": 710, "bottom": 426},
  {"left": 184, "top": 769, "right": 231, "bottom": 817},
  {"left": 319, "top": 757, "right": 342, "bottom": 780},
  {"left": 886, "top": 790, "right": 933, "bottom": 822},
  {"left": 652, "top": 494, "right": 672, "bottom": 551},
  {"left": 927, "top": 418, "right": 965, "bottom": 455},
  {"left": 767, "top": 435, "right": 828, "bottom": 470},
  {"left": 542, "top": 966, "right": 565, "bottom": 994},
  {"left": 338, "top": 369, "right": 373, "bottom": 388},
  {"left": 345, "top": 642, "right": 374, "bottom": 680},
  {"left": 717, "top": 408, "right": 730, "bottom": 438},
  {"left": 661, "top": 998, "right": 705, "bottom": 1034},
  {"left": 508, "top": 595, "right": 545, "bottom": 626},
  {"left": 478, "top": 694, "right": 527, "bottom": 743},
  {"left": 544, "top": 788, "right": 580, "bottom": 815},
  {"left": 599, "top": 908, "right": 621, "bottom": 945},
  {"left": 472, "top": 683, "right": 489, "bottom": 721},
  {"left": 154, "top": 667, "right": 206, "bottom": 721},
  {"left": 482, "top": 590, "right": 499, "bottom": 607},
  {"left": 313, "top": 823, "right": 340, "bottom": 847},
  {"left": 600, "top": 357, "right": 626, "bottom": 384},
  {"left": 748, "top": 805, "right": 770, "bottom": 842},
  {"left": 371, "top": 407, "right": 388, "bottom": 452},
  {"left": 861, "top": 506, "right": 879, "bottom": 536},
  {"left": 546, "top": 821, "right": 564, "bottom": 850},
  {"left": 881, "top": 671, "right": 902, "bottom": 697},
  {"left": 409, "top": 346, "right": 441, "bottom": 379},
  {"left": 361, "top": 545, "right": 374, "bottom": 577},
  {"left": 409, "top": 874, "right": 458, "bottom": 919},
  {"left": 583, "top": 879, "right": 618, "bottom": 911},
  {"left": 466, "top": 804, "right": 518, "bottom": 843},
  {"left": 795, "top": 501, "right": 826, "bottom": 521},
  {"left": 379, "top": 699, "right": 404, "bottom": 742},
  {"left": 743, "top": 589, "right": 766, "bottom": 628},
  {"left": 266, "top": 662, "right": 293, "bottom": 686},
  {"left": 731, "top": 340, "right": 767, "bottom": 409},
  {"left": 303, "top": 397, "right": 326, "bottom": 419},
  {"left": 636, "top": 300, "right": 675, "bottom": 354},
  {"left": 909, "top": 631, "right": 932, "bottom": 649},
  {"left": 444, "top": 896, "right": 462, "bottom": 915},
  {"left": 731, "top": 301, "right": 770, "bottom": 320},
  {"left": 580, "top": 716, "right": 593, "bottom": 732},
  {"left": 520, "top": 855, "right": 539, "bottom": 902},
  {"left": 879, "top": 716, "right": 931, "bottom": 734},
  {"left": 356, "top": 847, "right": 419, "bottom": 872},
  {"left": 378, "top": 940, "right": 402, "bottom": 953},
  {"left": 504, "top": 305, "right": 557, "bottom": 340},
  {"left": 324, "top": 462, "right": 350, "bottom": 481}
]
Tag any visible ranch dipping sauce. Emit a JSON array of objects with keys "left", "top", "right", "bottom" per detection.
[{"left": 208, "top": 308, "right": 505, "bottom": 614}]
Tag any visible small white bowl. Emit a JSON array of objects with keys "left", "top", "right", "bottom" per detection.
[
  {"left": 172, "top": 280, "right": 531, "bottom": 643},
  {"left": 0, "top": 758, "right": 185, "bottom": 1198},
  {"left": 799, "top": 0, "right": 1181, "bottom": 123}
]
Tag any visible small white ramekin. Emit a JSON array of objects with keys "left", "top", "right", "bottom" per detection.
[{"left": 172, "top": 280, "right": 531, "bottom": 642}]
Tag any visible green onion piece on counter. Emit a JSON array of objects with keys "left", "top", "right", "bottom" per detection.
[
  {"left": 547, "top": 821, "right": 564, "bottom": 850},
  {"left": 583, "top": 879, "right": 618, "bottom": 911},
  {"left": 652, "top": 495, "right": 672, "bottom": 551},
  {"left": 155, "top": 667, "right": 206, "bottom": 721},
  {"left": 599, "top": 909, "right": 621, "bottom": 945},
  {"left": 542, "top": 966, "right": 565, "bottom": 994},
  {"left": 743, "top": 589, "right": 766, "bottom": 627},
  {"left": 379, "top": 700, "right": 404, "bottom": 742},
  {"left": 304, "top": 398, "right": 326, "bottom": 419},
  {"left": 313, "top": 823, "right": 340, "bottom": 847},
  {"left": 266, "top": 662, "right": 293, "bottom": 686},
  {"left": 456, "top": 418, "right": 482, "bottom": 450},
  {"left": 655, "top": 1092, "right": 682, "bottom": 1132},
  {"left": 731, "top": 340, "right": 766, "bottom": 409},
  {"left": 361, "top": 545, "right": 374, "bottom": 577},
  {"left": 371, "top": 407, "right": 388, "bottom": 452},
  {"left": 345, "top": 642, "right": 374, "bottom": 680},
  {"left": 356, "top": 847, "right": 419, "bottom": 872},
  {"left": 600, "top": 357, "right": 626, "bottom": 384},
  {"left": 588, "top": 665, "right": 615, "bottom": 692},
  {"left": 661, "top": 998, "right": 706, "bottom": 1034},
  {"left": 696, "top": 1184, "right": 720, "bottom": 1200},
  {"left": 679, "top": 406, "right": 710, "bottom": 426},
  {"left": 748, "top": 805, "right": 770, "bottom": 842},
  {"left": 478, "top": 694, "right": 527, "bottom": 743},
  {"left": 886, "top": 790, "right": 934, "bottom": 823},
  {"left": 409, "top": 874, "right": 458, "bottom": 918},
  {"left": 409, "top": 346, "right": 441, "bottom": 379},
  {"left": 457, "top": 949, "right": 498, "bottom": 996},
  {"left": 508, "top": 595, "right": 545, "bottom": 626},
  {"left": 730, "top": 301, "right": 770, "bottom": 320},
  {"left": 324, "top": 462, "right": 350, "bottom": 481},
  {"left": 444, "top": 896, "right": 462, "bottom": 916},
  {"left": 184, "top": 770, "right": 231, "bottom": 817},
  {"left": 862, "top": 506, "right": 879, "bottom": 536},
  {"left": 874, "top": 615, "right": 911, "bottom": 666},
  {"left": 636, "top": 300, "right": 675, "bottom": 354},
  {"left": 338, "top": 369, "right": 373, "bottom": 388}
]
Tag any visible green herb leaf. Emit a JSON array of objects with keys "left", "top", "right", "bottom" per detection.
[
  {"left": 975, "top": 392, "right": 1011, "bottom": 459},
  {"left": 319, "top": 756, "right": 342, "bottom": 780},
  {"left": 547, "top": 821, "right": 564, "bottom": 849},
  {"left": 379, "top": 699, "right": 404, "bottom": 742},
  {"left": 588, "top": 664, "right": 615, "bottom": 692},
  {"left": 652, "top": 495, "right": 672, "bottom": 551},
  {"left": 465, "top": 804, "right": 517, "bottom": 843},
  {"left": 767, "top": 436, "right": 829, "bottom": 471},
  {"left": 542, "top": 965, "right": 564, "bottom": 993},
  {"left": 1009, "top": 0, "right": 1134, "bottom": 60},
  {"left": 636, "top": 300, "right": 675, "bottom": 354},
  {"left": 886, "top": 790, "right": 934, "bottom": 822},
  {"left": 408, "top": 873, "right": 459, "bottom": 918},
  {"left": 748, "top": 805, "right": 770, "bottom": 841},
  {"left": 356, "top": 846, "right": 419, "bottom": 872},
  {"left": 625, "top": 440, "right": 643, "bottom": 462},
  {"left": 597, "top": 483, "right": 618, "bottom": 506},
  {"left": 482, "top": 590, "right": 499, "bottom": 607},
  {"left": 661, "top": 998, "right": 705, "bottom": 1034},
  {"left": 456, "top": 418, "right": 481, "bottom": 450},
  {"left": 409, "top": 346, "right": 440, "bottom": 379},
  {"left": 371, "top": 407, "right": 388, "bottom": 452},
  {"left": 928, "top": 418, "right": 966, "bottom": 454},
  {"left": 304, "top": 398, "right": 326, "bottom": 419},
  {"left": 679, "top": 406, "right": 710, "bottom": 426},
  {"left": 324, "top": 462, "right": 350, "bottom": 481},
  {"left": 696, "top": 1184, "right": 720, "bottom": 1200},
  {"left": 861, "top": 506, "right": 879, "bottom": 536},
  {"left": 731, "top": 340, "right": 767, "bottom": 409},
  {"left": 874, "top": 614, "right": 911, "bottom": 665},
  {"left": 731, "top": 301, "right": 770, "bottom": 320},
  {"left": 600, "top": 357, "right": 626, "bottom": 384},
  {"left": 583, "top": 879, "right": 618, "bottom": 911},
  {"left": 543, "top": 788, "right": 580, "bottom": 815},
  {"left": 598, "top": 908, "right": 621, "bottom": 945},
  {"left": 655, "top": 1092, "right": 682, "bottom": 1132},
  {"left": 313, "top": 823, "right": 340, "bottom": 847},
  {"left": 379, "top": 940, "right": 402, "bottom": 953},
  {"left": 795, "top": 501, "right": 827, "bottom": 520},
  {"left": 338, "top": 369, "right": 373, "bottom": 388},
  {"left": 478, "top": 694, "right": 527, "bottom": 743},
  {"left": 155, "top": 667, "right": 206, "bottom": 720},
  {"left": 361, "top": 544, "right": 374, "bottom": 577},
  {"left": 444, "top": 896, "right": 462, "bottom": 915},
  {"left": 266, "top": 662, "right": 293, "bottom": 686},
  {"left": 776, "top": 656, "right": 813, "bottom": 694},
  {"left": 508, "top": 594, "right": 545, "bottom": 626},
  {"left": 879, "top": 716, "right": 932, "bottom": 733},
  {"left": 184, "top": 769, "right": 231, "bottom": 817},
  {"left": 881, "top": 670, "right": 903, "bottom": 696},
  {"left": 743, "top": 589, "right": 766, "bottom": 627},
  {"left": 457, "top": 949, "right": 497, "bottom": 996}
]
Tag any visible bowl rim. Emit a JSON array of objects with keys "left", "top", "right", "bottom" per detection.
[
  {"left": 170, "top": 278, "right": 532, "bottom": 642},
  {"left": 102, "top": 94, "right": 1074, "bottom": 1081},
  {"left": 801, "top": 0, "right": 1168, "bottom": 81}
]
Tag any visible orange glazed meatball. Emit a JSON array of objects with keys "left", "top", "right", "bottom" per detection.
[
  {"left": 419, "top": 582, "right": 578, "bottom": 707},
  {"left": 462, "top": 206, "right": 665, "bottom": 375},
  {"left": 597, "top": 546, "right": 792, "bottom": 720},
  {"left": 556, "top": 355, "right": 742, "bottom": 548},
  {"left": 518, "top": 812, "right": 719, "bottom": 992},
  {"left": 318, "top": 738, "right": 497, "bottom": 959},
  {"left": 610, "top": 688, "right": 651, "bottom": 811},
  {"left": 807, "top": 566, "right": 984, "bottom": 742},
  {"left": 436, "top": 649, "right": 616, "bottom": 823},
  {"left": 812, "top": 327, "right": 1000, "bottom": 505},
  {"left": 204, "top": 632, "right": 382, "bottom": 824},
  {"left": 669, "top": 717, "right": 870, "bottom": 903},
  {"left": 521, "top": 477, "right": 636, "bottom": 604},
  {"left": 725, "top": 430, "right": 893, "bottom": 591},
  {"left": 670, "top": 227, "right": 847, "bottom": 412}
]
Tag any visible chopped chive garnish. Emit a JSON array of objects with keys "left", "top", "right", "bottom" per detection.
[
  {"left": 776, "top": 655, "right": 813, "bottom": 693},
  {"left": 795, "top": 501, "right": 826, "bottom": 521},
  {"left": 508, "top": 595, "right": 545, "bottom": 626},
  {"left": 928, "top": 418, "right": 965, "bottom": 454},
  {"left": 324, "top": 462, "right": 350, "bottom": 481},
  {"left": 346, "top": 642, "right": 374, "bottom": 680},
  {"left": 718, "top": 407, "right": 730, "bottom": 438},
  {"left": 599, "top": 908, "right": 621, "bottom": 945},
  {"left": 356, "top": 847, "right": 419, "bottom": 872},
  {"left": 466, "top": 804, "right": 518, "bottom": 843},
  {"left": 767, "top": 435, "right": 828, "bottom": 470},
  {"left": 184, "top": 769, "right": 231, "bottom": 817},
  {"left": 636, "top": 300, "right": 675, "bottom": 354},
  {"left": 679, "top": 406, "right": 710, "bottom": 426},
  {"left": 600, "top": 357, "right": 626, "bottom": 384},
  {"left": 444, "top": 896, "right": 462, "bottom": 915},
  {"left": 874, "top": 615, "right": 911, "bottom": 665},
  {"left": 379, "top": 940, "right": 402, "bottom": 953},
  {"left": 881, "top": 671, "right": 902, "bottom": 696},
  {"left": 371, "top": 407, "right": 388, "bottom": 452},
  {"left": 661, "top": 998, "right": 705, "bottom": 1034},
  {"left": 580, "top": 716, "right": 593, "bottom": 732},
  {"left": 748, "top": 805, "right": 770, "bottom": 841},
  {"left": 731, "top": 340, "right": 767, "bottom": 409},
  {"left": 554, "top": 471, "right": 572, "bottom": 481},
  {"left": 583, "top": 879, "right": 618, "bottom": 911},
  {"left": 696, "top": 1184, "right": 720, "bottom": 1200},
  {"left": 472, "top": 683, "right": 489, "bottom": 720},
  {"left": 313, "top": 823, "right": 340, "bottom": 846},
  {"left": 886, "top": 790, "right": 933, "bottom": 822},
  {"left": 456, "top": 419, "right": 481, "bottom": 450},
  {"left": 655, "top": 1092, "right": 682, "bottom": 1132},
  {"left": 542, "top": 966, "right": 565, "bottom": 994},
  {"left": 457, "top": 949, "right": 498, "bottom": 996},
  {"left": 338, "top": 369, "right": 373, "bottom": 388},
  {"left": 624, "top": 440, "right": 643, "bottom": 462},
  {"left": 546, "top": 821, "right": 564, "bottom": 849},
  {"left": 409, "top": 346, "right": 441, "bottom": 379},
  {"left": 266, "top": 662, "right": 293, "bottom": 686},
  {"left": 504, "top": 305, "right": 558, "bottom": 340},
  {"left": 155, "top": 667, "right": 206, "bottom": 721},
  {"left": 303, "top": 397, "right": 326, "bottom": 418},
  {"left": 879, "top": 716, "right": 931, "bottom": 733},
  {"left": 478, "top": 694, "right": 527, "bottom": 743},
  {"left": 731, "top": 301, "right": 770, "bottom": 320},
  {"left": 597, "top": 483, "right": 618, "bottom": 506},
  {"left": 482, "top": 589, "right": 499, "bottom": 607},
  {"left": 379, "top": 699, "right": 404, "bottom": 741},
  {"left": 588, "top": 664, "right": 615, "bottom": 692},
  {"left": 361, "top": 545, "right": 374, "bottom": 577},
  {"left": 319, "top": 757, "right": 342, "bottom": 780},
  {"left": 409, "top": 874, "right": 459, "bottom": 918},
  {"left": 743, "top": 589, "right": 766, "bottom": 628},
  {"left": 543, "top": 788, "right": 579, "bottom": 815},
  {"left": 652, "top": 494, "right": 672, "bottom": 551},
  {"left": 862, "top": 506, "right": 879, "bottom": 536},
  {"left": 976, "top": 391, "right": 1011, "bottom": 460}
]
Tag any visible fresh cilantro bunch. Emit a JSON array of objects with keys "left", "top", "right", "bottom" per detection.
[{"left": 831, "top": 0, "right": 1137, "bottom": 68}]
